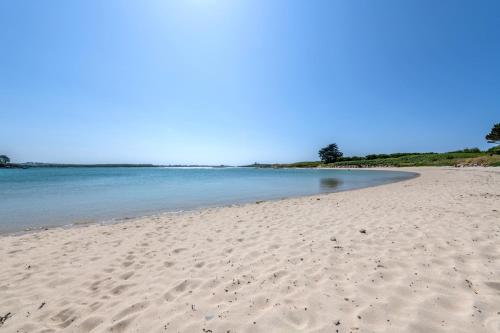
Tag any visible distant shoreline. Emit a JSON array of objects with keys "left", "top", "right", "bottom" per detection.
[
  {"left": 0, "top": 163, "right": 234, "bottom": 169},
  {"left": 2, "top": 147, "right": 499, "bottom": 169}
]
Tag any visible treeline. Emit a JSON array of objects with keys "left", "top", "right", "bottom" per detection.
[
  {"left": 331, "top": 147, "right": 500, "bottom": 167},
  {"left": 340, "top": 152, "right": 430, "bottom": 162},
  {"left": 337, "top": 147, "right": 488, "bottom": 162},
  {"left": 246, "top": 146, "right": 500, "bottom": 168}
]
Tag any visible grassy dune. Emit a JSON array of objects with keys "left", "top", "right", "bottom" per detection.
[
  {"left": 331, "top": 151, "right": 500, "bottom": 167},
  {"left": 247, "top": 149, "right": 500, "bottom": 168}
]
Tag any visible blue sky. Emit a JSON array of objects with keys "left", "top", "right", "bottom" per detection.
[{"left": 1, "top": 0, "right": 499, "bottom": 165}]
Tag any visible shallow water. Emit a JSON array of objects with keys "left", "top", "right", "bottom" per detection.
[{"left": 0, "top": 167, "right": 416, "bottom": 232}]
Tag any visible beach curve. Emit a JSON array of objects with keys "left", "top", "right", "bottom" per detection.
[{"left": 0, "top": 167, "right": 499, "bottom": 332}]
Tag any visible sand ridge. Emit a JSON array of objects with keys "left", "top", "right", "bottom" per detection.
[{"left": 0, "top": 167, "right": 499, "bottom": 332}]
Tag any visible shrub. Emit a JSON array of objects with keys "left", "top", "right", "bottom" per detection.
[
  {"left": 319, "top": 143, "right": 343, "bottom": 163},
  {"left": 488, "top": 146, "right": 500, "bottom": 155},
  {"left": 448, "top": 148, "right": 481, "bottom": 153}
]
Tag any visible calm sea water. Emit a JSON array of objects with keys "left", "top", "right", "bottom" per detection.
[{"left": 0, "top": 167, "right": 416, "bottom": 233}]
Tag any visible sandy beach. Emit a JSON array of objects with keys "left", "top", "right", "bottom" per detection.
[{"left": 1, "top": 167, "right": 499, "bottom": 333}]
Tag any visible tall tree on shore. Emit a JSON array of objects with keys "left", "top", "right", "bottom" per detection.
[
  {"left": 0, "top": 155, "right": 10, "bottom": 165},
  {"left": 486, "top": 123, "right": 500, "bottom": 144},
  {"left": 319, "top": 144, "right": 343, "bottom": 163}
]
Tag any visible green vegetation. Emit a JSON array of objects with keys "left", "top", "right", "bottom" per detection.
[
  {"left": 330, "top": 151, "right": 499, "bottom": 167},
  {"left": 318, "top": 143, "right": 343, "bottom": 163},
  {"left": 488, "top": 145, "right": 500, "bottom": 155},
  {"left": 0, "top": 155, "right": 10, "bottom": 165},
  {"left": 261, "top": 123, "right": 500, "bottom": 168},
  {"left": 0, "top": 155, "right": 17, "bottom": 168},
  {"left": 485, "top": 123, "right": 500, "bottom": 144},
  {"left": 244, "top": 161, "right": 322, "bottom": 168},
  {"left": 246, "top": 149, "right": 500, "bottom": 168}
]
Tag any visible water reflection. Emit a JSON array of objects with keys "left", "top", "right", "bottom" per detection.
[{"left": 319, "top": 178, "right": 342, "bottom": 191}]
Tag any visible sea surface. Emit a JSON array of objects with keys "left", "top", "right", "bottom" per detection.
[{"left": 0, "top": 167, "right": 416, "bottom": 233}]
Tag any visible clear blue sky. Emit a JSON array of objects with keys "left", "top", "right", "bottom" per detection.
[{"left": 1, "top": 0, "right": 499, "bottom": 165}]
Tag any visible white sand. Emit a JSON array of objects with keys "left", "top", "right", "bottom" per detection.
[{"left": 1, "top": 167, "right": 499, "bottom": 333}]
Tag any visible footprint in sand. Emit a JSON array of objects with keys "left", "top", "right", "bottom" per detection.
[
  {"left": 110, "top": 284, "right": 135, "bottom": 295},
  {"left": 164, "top": 279, "right": 201, "bottom": 301},
  {"left": 120, "top": 271, "right": 134, "bottom": 280},
  {"left": 484, "top": 281, "right": 500, "bottom": 291},
  {"left": 112, "top": 301, "right": 150, "bottom": 321},
  {"left": 79, "top": 316, "right": 104, "bottom": 331},
  {"left": 164, "top": 261, "right": 175, "bottom": 267}
]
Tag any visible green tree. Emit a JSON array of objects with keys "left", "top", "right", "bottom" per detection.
[
  {"left": 0, "top": 155, "right": 10, "bottom": 165},
  {"left": 486, "top": 123, "right": 500, "bottom": 144},
  {"left": 319, "top": 143, "right": 343, "bottom": 163}
]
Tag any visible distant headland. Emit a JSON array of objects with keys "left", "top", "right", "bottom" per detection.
[{"left": 0, "top": 161, "right": 234, "bottom": 169}]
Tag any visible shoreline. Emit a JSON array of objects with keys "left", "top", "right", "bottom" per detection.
[
  {"left": 0, "top": 168, "right": 419, "bottom": 237},
  {"left": 1, "top": 167, "right": 499, "bottom": 332}
]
